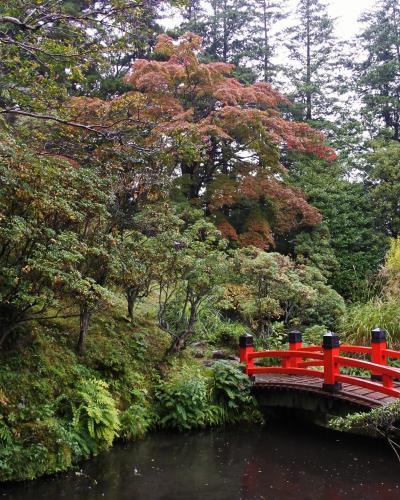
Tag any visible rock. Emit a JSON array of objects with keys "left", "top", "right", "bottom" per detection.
[
  {"left": 192, "top": 341, "right": 209, "bottom": 348},
  {"left": 212, "top": 349, "right": 228, "bottom": 359}
]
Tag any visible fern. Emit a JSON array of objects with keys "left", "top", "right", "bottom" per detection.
[{"left": 71, "top": 378, "right": 120, "bottom": 454}]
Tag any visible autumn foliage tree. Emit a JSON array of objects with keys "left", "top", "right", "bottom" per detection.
[{"left": 70, "top": 33, "right": 335, "bottom": 250}]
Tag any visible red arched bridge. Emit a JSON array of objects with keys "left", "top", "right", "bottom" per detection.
[{"left": 239, "top": 329, "right": 400, "bottom": 411}]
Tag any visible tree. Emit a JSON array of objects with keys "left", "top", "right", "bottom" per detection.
[
  {"left": 175, "top": 0, "right": 257, "bottom": 82},
  {"left": 356, "top": 0, "right": 400, "bottom": 140},
  {"left": 223, "top": 247, "right": 344, "bottom": 340},
  {"left": 155, "top": 212, "right": 229, "bottom": 353},
  {"left": 367, "top": 139, "right": 400, "bottom": 238},
  {"left": 288, "top": 155, "right": 387, "bottom": 299},
  {"left": 246, "top": 0, "right": 288, "bottom": 83},
  {"left": 0, "top": 0, "right": 161, "bottom": 123},
  {"left": 284, "top": 0, "right": 340, "bottom": 123},
  {"left": 72, "top": 33, "right": 335, "bottom": 250},
  {"left": 112, "top": 204, "right": 184, "bottom": 321},
  {"left": 0, "top": 132, "right": 115, "bottom": 350}
]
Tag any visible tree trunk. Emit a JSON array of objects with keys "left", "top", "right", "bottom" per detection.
[
  {"left": 126, "top": 287, "right": 138, "bottom": 322},
  {"left": 263, "top": 0, "right": 270, "bottom": 82},
  {"left": 305, "top": 0, "right": 312, "bottom": 121},
  {"left": 0, "top": 325, "right": 12, "bottom": 349},
  {"left": 77, "top": 304, "right": 91, "bottom": 356},
  {"left": 168, "top": 300, "right": 198, "bottom": 354},
  {"left": 222, "top": 0, "right": 228, "bottom": 62}
]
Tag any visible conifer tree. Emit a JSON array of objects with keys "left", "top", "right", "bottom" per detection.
[
  {"left": 356, "top": 0, "right": 400, "bottom": 140},
  {"left": 246, "top": 0, "right": 288, "bottom": 83},
  {"left": 284, "top": 0, "right": 339, "bottom": 123}
]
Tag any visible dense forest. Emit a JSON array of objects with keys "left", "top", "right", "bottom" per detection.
[{"left": 1, "top": 0, "right": 400, "bottom": 483}]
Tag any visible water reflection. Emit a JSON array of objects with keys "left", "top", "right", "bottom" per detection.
[{"left": 1, "top": 423, "right": 399, "bottom": 499}]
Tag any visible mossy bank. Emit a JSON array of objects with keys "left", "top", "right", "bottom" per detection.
[{"left": 0, "top": 299, "right": 260, "bottom": 483}]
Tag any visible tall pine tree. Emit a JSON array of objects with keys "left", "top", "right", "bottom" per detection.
[
  {"left": 284, "top": 0, "right": 339, "bottom": 123},
  {"left": 246, "top": 0, "right": 288, "bottom": 83},
  {"left": 356, "top": 0, "right": 400, "bottom": 141}
]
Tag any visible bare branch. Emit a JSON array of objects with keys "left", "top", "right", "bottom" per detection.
[{"left": 0, "top": 16, "right": 34, "bottom": 30}]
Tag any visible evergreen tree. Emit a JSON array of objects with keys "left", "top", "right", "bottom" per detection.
[
  {"left": 366, "top": 139, "right": 400, "bottom": 238},
  {"left": 246, "top": 0, "right": 288, "bottom": 83},
  {"left": 176, "top": 0, "right": 255, "bottom": 81},
  {"left": 356, "top": 0, "right": 400, "bottom": 140},
  {"left": 288, "top": 157, "right": 387, "bottom": 299},
  {"left": 284, "top": 0, "right": 339, "bottom": 123}
]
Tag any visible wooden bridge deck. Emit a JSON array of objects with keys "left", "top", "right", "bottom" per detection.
[{"left": 253, "top": 374, "right": 399, "bottom": 409}]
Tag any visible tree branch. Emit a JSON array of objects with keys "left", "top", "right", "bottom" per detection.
[{"left": 0, "top": 108, "right": 151, "bottom": 152}]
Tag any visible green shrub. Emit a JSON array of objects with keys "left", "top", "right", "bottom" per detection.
[
  {"left": 330, "top": 400, "right": 400, "bottom": 457},
  {"left": 70, "top": 378, "right": 120, "bottom": 454},
  {"left": 0, "top": 417, "right": 81, "bottom": 482},
  {"left": 211, "top": 361, "right": 261, "bottom": 423},
  {"left": 155, "top": 368, "right": 222, "bottom": 431},
  {"left": 303, "top": 325, "right": 327, "bottom": 346},
  {"left": 119, "top": 389, "right": 152, "bottom": 441},
  {"left": 213, "top": 320, "right": 248, "bottom": 346},
  {"left": 340, "top": 299, "right": 400, "bottom": 346}
]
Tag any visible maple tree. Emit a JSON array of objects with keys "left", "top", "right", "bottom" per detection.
[{"left": 70, "top": 33, "right": 335, "bottom": 250}]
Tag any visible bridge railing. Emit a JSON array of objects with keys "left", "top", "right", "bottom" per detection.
[{"left": 239, "top": 328, "right": 400, "bottom": 398}]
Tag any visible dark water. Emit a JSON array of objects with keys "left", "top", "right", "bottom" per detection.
[{"left": 1, "top": 424, "right": 400, "bottom": 500}]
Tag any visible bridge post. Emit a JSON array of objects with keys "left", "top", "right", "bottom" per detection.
[
  {"left": 287, "top": 329, "right": 302, "bottom": 368},
  {"left": 322, "top": 332, "right": 342, "bottom": 392},
  {"left": 371, "top": 328, "right": 387, "bottom": 382},
  {"left": 239, "top": 334, "right": 254, "bottom": 374}
]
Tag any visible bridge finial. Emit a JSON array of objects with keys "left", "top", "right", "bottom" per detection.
[
  {"left": 371, "top": 327, "right": 386, "bottom": 343},
  {"left": 239, "top": 333, "right": 254, "bottom": 348},
  {"left": 288, "top": 329, "right": 302, "bottom": 344},
  {"left": 322, "top": 331, "right": 340, "bottom": 349}
]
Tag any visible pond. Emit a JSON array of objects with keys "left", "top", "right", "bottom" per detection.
[{"left": 1, "top": 422, "right": 400, "bottom": 500}]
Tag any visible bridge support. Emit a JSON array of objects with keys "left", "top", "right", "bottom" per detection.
[
  {"left": 371, "top": 328, "right": 387, "bottom": 382},
  {"left": 239, "top": 334, "right": 254, "bottom": 374},
  {"left": 322, "top": 332, "right": 342, "bottom": 393}
]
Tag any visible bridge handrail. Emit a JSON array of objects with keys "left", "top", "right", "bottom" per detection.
[
  {"left": 340, "top": 345, "right": 372, "bottom": 354},
  {"left": 336, "top": 374, "right": 400, "bottom": 398},
  {"left": 383, "top": 348, "right": 400, "bottom": 359},
  {"left": 336, "top": 355, "right": 400, "bottom": 378},
  {"left": 247, "top": 366, "right": 324, "bottom": 377},
  {"left": 247, "top": 350, "right": 323, "bottom": 360}
]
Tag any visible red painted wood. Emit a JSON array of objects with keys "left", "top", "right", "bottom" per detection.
[
  {"left": 247, "top": 350, "right": 323, "bottom": 360},
  {"left": 371, "top": 340, "right": 387, "bottom": 378},
  {"left": 242, "top": 342, "right": 400, "bottom": 399},
  {"left": 247, "top": 366, "right": 325, "bottom": 378},
  {"left": 340, "top": 345, "right": 371, "bottom": 355},
  {"left": 383, "top": 349, "right": 400, "bottom": 359},
  {"left": 240, "top": 345, "right": 254, "bottom": 374},
  {"left": 323, "top": 344, "right": 340, "bottom": 386},
  {"left": 289, "top": 341, "right": 302, "bottom": 368},
  {"left": 336, "top": 375, "right": 400, "bottom": 398},
  {"left": 336, "top": 356, "right": 400, "bottom": 378}
]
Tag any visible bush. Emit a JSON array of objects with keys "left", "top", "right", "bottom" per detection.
[
  {"left": 211, "top": 361, "right": 261, "bottom": 423},
  {"left": 70, "top": 378, "right": 120, "bottom": 455},
  {"left": 303, "top": 325, "right": 327, "bottom": 346},
  {"left": 213, "top": 320, "right": 248, "bottom": 347},
  {"left": 0, "top": 415, "right": 82, "bottom": 481},
  {"left": 119, "top": 389, "right": 153, "bottom": 441},
  {"left": 340, "top": 299, "right": 400, "bottom": 347},
  {"left": 155, "top": 368, "right": 222, "bottom": 431},
  {"left": 155, "top": 362, "right": 261, "bottom": 431}
]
